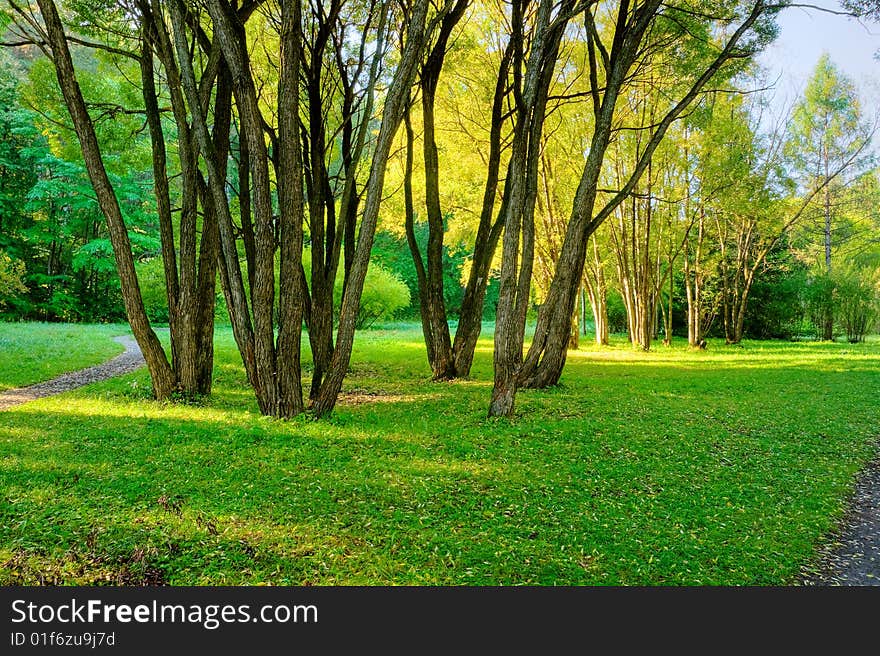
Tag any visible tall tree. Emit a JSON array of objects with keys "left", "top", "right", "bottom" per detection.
[
  {"left": 491, "top": 0, "right": 778, "bottom": 416},
  {"left": 4, "top": 0, "right": 233, "bottom": 397},
  {"left": 398, "top": 1, "right": 517, "bottom": 380},
  {"left": 167, "top": 0, "right": 308, "bottom": 417},
  {"left": 489, "top": 0, "right": 582, "bottom": 417},
  {"left": 405, "top": 0, "right": 468, "bottom": 380},
  {"left": 299, "top": 0, "right": 388, "bottom": 400},
  {"left": 17, "top": 0, "right": 177, "bottom": 398},
  {"left": 786, "top": 54, "right": 872, "bottom": 338}
]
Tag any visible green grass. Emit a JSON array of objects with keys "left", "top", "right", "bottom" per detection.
[
  {"left": 0, "top": 322, "right": 126, "bottom": 390},
  {"left": 1, "top": 324, "right": 878, "bottom": 585}
]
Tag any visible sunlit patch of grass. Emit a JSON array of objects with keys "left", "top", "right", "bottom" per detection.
[
  {"left": 0, "top": 323, "right": 126, "bottom": 390},
  {"left": 0, "top": 324, "right": 878, "bottom": 585}
]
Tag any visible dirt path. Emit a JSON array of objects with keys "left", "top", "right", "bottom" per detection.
[
  {"left": 0, "top": 335, "right": 144, "bottom": 411},
  {"left": 802, "top": 452, "right": 880, "bottom": 586}
]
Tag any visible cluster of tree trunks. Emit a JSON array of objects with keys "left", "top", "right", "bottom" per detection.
[{"left": 22, "top": 0, "right": 438, "bottom": 418}]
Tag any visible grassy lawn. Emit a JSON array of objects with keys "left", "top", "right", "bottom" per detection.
[
  {"left": 0, "top": 324, "right": 878, "bottom": 585},
  {"left": 0, "top": 323, "right": 126, "bottom": 390}
]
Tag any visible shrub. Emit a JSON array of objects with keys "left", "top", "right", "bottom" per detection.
[
  {"left": 834, "top": 266, "right": 879, "bottom": 343},
  {"left": 0, "top": 251, "right": 26, "bottom": 309},
  {"left": 136, "top": 257, "right": 170, "bottom": 323},
  {"left": 135, "top": 257, "right": 228, "bottom": 324},
  {"left": 744, "top": 266, "right": 808, "bottom": 340},
  {"left": 803, "top": 272, "right": 836, "bottom": 340},
  {"left": 333, "top": 264, "right": 410, "bottom": 329}
]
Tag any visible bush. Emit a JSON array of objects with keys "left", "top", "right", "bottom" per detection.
[
  {"left": 0, "top": 251, "right": 26, "bottom": 309},
  {"left": 803, "top": 272, "right": 836, "bottom": 340},
  {"left": 136, "top": 257, "right": 228, "bottom": 324},
  {"left": 834, "top": 267, "right": 879, "bottom": 343},
  {"left": 334, "top": 264, "right": 410, "bottom": 329},
  {"left": 136, "top": 258, "right": 170, "bottom": 323},
  {"left": 606, "top": 289, "right": 628, "bottom": 334},
  {"left": 303, "top": 248, "right": 410, "bottom": 329},
  {"left": 744, "top": 266, "right": 808, "bottom": 340},
  {"left": 137, "top": 250, "right": 409, "bottom": 329}
]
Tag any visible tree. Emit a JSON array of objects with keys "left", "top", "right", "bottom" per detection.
[
  {"left": 489, "top": 0, "right": 583, "bottom": 416},
  {"left": 8, "top": 0, "right": 178, "bottom": 398},
  {"left": 605, "top": 82, "right": 693, "bottom": 351},
  {"left": 311, "top": 0, "right": 435, "bottom": 417},
  {"left": 491, "top": 0, "right": 778, "bottom": 416},
  {"left": 403, "top": 0, "right": 468, "bottom": 380},
  {"left": 786, "top": 54, "right": 873, "bottom": 338},
  {"left": 841, "top": 0, "right": 880, "bottom": 20},
  {"left": 3, "top": 0, "right": 237, "bottom": 397},
  {"left": 298, "top": 0, "right": 389, "bottom": 400},
  {"left": 397, "top": 1, "right": 520, "bottom": 380}
]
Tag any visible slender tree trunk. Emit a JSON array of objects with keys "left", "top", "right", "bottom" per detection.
[
  {"left": 403, "top": 105, "right": 436, "bottom": 366},
  {"left": 823, "top": 143, "right": 834, "bottom": 341},
  {"left": 303, "top": 0, "right": 383, "bottom": 398},
  {"left": 404, "top": 0, "right": 467, "bottom": 380},
  {"left": 312, "top": 0, "right": 431, "bottom": 417},
  {"left": 140, "top": 26, "right": 182, "bottom": 377},
  {"left": 568, "top": 302, "right": 579, "bottom": 350},
  {"left": 663, "top": 265, "right": 673, "bottom": 346},
  {"left": 450, "top": 40, "right": 514, "bottom": 377},
  {"left": 685, "top": 206, "right": 705, "bottom": 347},
  {"left": 192, "top": 61, "right": 233, "bottom": 396},
  {"left": 37, "top": 0, "right": 176, "bottom": 399},
  {"left": 303, "top": 7, "right": 336, "bottom": 400},
  {"left": 489, "top": 0, "right": 570, "bottom": 417}
]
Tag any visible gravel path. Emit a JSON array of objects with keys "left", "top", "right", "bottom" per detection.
[
  {"left": 0, "top": 335, "right": 144, "bottom": 411},
  {"left": 802, "top": 451, "right": 880, "bottom": 586}
]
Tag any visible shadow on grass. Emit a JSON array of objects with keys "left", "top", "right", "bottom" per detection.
[{"left": 2, "top": 344, "right": 878, "bottom": 585}]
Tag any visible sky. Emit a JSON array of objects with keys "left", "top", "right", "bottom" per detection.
[{"left": 757, "top": 0, "right": 880, "bottom": 117}]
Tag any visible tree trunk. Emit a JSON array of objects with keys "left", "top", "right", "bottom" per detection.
[
  {"left": 568, "top": 300, "right": 579, "bottom": 350},
  {"left": 191, "top": 60, "right": 232, "bottom": 396},
  {"left": 170, "top": 0, "right": 260, "bottom": 399},
  {"left": 302, "top": 4, "right": 338, "bottom": 400},
  {"left": 302, "top": 0, "right": 384, "bottom": 398},
  {"left": 403, "top": 0, "right": 467, "bottom": 380},
  {"left": 312, "top": 0, "right": 431, "bottom": 417},
  {"left": 663, "top": 262, "right": 673, "bottom": 346},
  {"left": 489, "top": 0, "right": 570, "bottom": 417},
  {"left": 684, "top": 206, "right": 705, "bottom": 348},
  {"left": 823, "top": 144, "right": 834, "bottom": 341},
  {"left": 37, "top": 0, "right": 176, "bottom": 399},
  {"left": 276, "top": 0, "right": 307, "bottom": 418},
  {"left": 517, "top": 1, "right": 768, "bottom": 394},
  {"left": 583, "top": 236, "right": 609, "bottom": 346}
]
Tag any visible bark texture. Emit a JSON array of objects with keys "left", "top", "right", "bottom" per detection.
[{"left": 36, "top": 0, "right": 176, "bottom": 399}]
